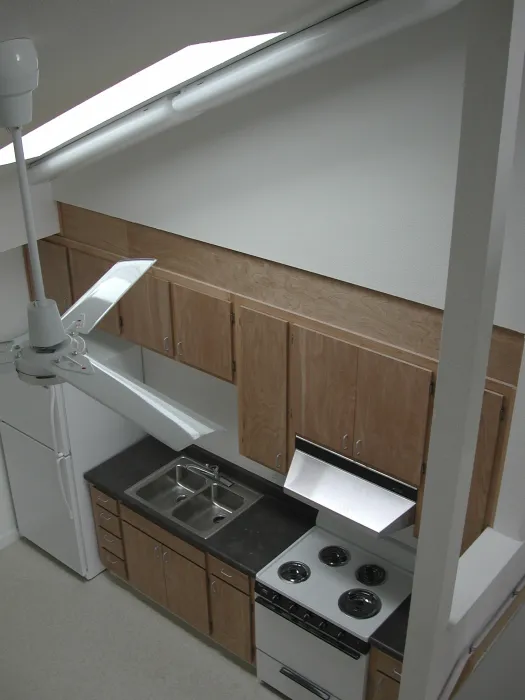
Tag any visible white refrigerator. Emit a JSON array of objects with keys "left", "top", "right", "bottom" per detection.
[{"left": 0, "top": 333, "right": 145, "bottom": 579}]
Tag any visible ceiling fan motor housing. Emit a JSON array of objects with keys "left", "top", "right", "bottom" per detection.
[{"left": 0, "top": 38, "right": 39, "bottom": 128}]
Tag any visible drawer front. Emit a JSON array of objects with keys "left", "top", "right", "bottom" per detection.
[
  {"left": 97, "top": 527, "right": 124, "bottom": 559},
  {"left": 257, "top": 650, "right": 342, "bottom": 700},
  {"left": 90, "top": 485, "right": 119, "bottom": 515},
  {"left": 120, "top": 504, "right": 205, "bottom": 567},
  {"left": 208, "top": 554, "right": 250, "bottom": 594},
  {"left": 374, "top": 648, "right": 403, "bottom": 683},
  {"left": 95, "top": 505, "right": 121, "bottom": 537},
  {"left": 100, "top": 547, "right": 127, "bottom": 579}
]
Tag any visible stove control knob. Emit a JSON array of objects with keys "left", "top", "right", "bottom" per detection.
[
  {"left": 303, "top": 612, "right": 311, "bottom": 622},
  {"left": 289, "top": 604, "right": 298, "bottom": 614},
  {"left": 271, "top": 593, "right": 280, "bottom": 604},
  {"left": 318, "top": 621, "right": 327, "bottom": 631},
  {"left": 336, "top": 631, "right": 346, "bottom": 641}
]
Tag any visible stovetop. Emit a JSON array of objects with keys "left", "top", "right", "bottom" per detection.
[{"left": 256, "top": 527, "right": 412, "bottom": 642}]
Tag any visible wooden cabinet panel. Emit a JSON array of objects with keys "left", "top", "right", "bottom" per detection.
[
  {"left": 238, "top": 307, "right": 288, "bottom": 472},
  {"left": 69, "top": 249, "right": 121, "bottom": 335},
  {"left": 209, "top": 575, "right": 252, "bottom": 663},
  {"left": 208, "top": 555, "right": 250, "bottom": 594},
  {"left": 89, "top": 485, "right": 119, "bottom": 516},
  {"left": 94, "top": 505, "right": 121, "bottom": 537},
  {"left": 99, "top": 547, "right": 127, "bottom": 579},
  {"left": 25, "top": 241, "right": 72, "bottom": 314},
  {"left": 373, "top": 648, "right": 403, "bottom": 683},
  {"left": 120, "top": 274, "right": 173, "bottom": 355},
  {"left": 97, "top": 527, "right": 125, "bottom": 559},
  {"left": 354, "top": 349, "right": 432, "bottom": 486},
  {"left": 122, "top": 522, "right": 166, "bottom": 607},
  {"left": 367, "top": 672, "right": 400, "bottom": 700},
  {"left": 164, "top": 548, "right": 209, "bottom": 634},
  {"left": 172, "top": 285, "right": 233, "bottom": 381},
  {"left": 290, "top": 325, "right": 358, "bottom": 455},
  {"left": 59, "top": 203, "right": 129, "bottom": 256},
  {"left": 462, "top": 390, "right": 503, "bottom": 552}
]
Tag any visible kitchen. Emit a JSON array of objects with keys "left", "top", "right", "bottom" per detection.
[{"left": 1, "top": 2, "right": 525, "bottom": 700}]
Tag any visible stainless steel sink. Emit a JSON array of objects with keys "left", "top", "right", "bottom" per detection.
[{"left": 125, "top": 456, "right": 262, "bottom": 538}]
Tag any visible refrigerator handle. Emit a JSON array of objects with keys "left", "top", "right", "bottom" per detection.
[{"left": 50, "top": 388, "right": 73, "bottom": 520}]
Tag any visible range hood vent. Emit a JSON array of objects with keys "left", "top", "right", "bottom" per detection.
[{"left": 284, "top": 437, "right": 417, "bottom": 537}]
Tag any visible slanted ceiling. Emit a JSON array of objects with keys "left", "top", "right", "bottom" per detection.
[{"left": 0, "top": 0, "right": 351, "bottom": 149}]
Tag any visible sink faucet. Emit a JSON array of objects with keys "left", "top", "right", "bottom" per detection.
[{"left": 188, "top": 463, "right": 220, "bottom": 482}]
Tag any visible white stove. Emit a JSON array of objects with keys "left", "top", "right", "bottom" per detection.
[{"left": 255, "top": 526, "right": 412, "bottom": 700}]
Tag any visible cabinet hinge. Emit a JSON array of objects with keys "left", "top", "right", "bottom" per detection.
[
  {"left": 430, "top": 380, "right": 435, "bottom": 396},
  {"left": 232, "top": 359, "right": 236, "bottom": 374},
  {"left": 230, "top": 311, "right": 235, "bottom": 325},
  {"left": 119, "top": 315, "right": 124, "bottom": 331},
  {"left": 421, "top": 462, "right": 427, "bottom": 476},
  {"left": 500, "top": 404, "right": 505, "bottom": 422}
]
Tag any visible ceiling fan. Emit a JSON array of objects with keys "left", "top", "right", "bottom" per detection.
[{"left": 0, "top": 38, "right": 220, "bottom": 450}]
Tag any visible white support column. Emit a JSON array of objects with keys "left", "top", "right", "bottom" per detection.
[{"left": 400, "top": 2, "right": 525, "bottom": 700}]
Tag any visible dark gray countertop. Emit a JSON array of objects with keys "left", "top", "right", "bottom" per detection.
[
  {"left": 85, "top": 437, "right": 317, "bottom": 576},
  {"left": 369, "top": 596, "right": 411, "bottom": 661}
]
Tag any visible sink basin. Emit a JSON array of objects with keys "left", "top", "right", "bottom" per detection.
[
  {"left": 172, "top": 484, "right": 244, "bottom": 532},
  {"left": 125, "top": 456, "right": 262, "bottom": 538}
]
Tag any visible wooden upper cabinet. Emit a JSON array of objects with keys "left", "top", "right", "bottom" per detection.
[
  {"left": 171, "top": 285, "right": 233, "bottom": 381},
  {"left": 290, "top": 325, "right": 358, "bottom": 455},
  {"left": 120, "top": 274, "right": 173, "bottom": 355},
  {"left": 121, "top": 522, "right": 166, "bottom": 607},
  {"left": 461, "top": 389, "right": 504, "bottom": 552},
  {"left": 69, "top": 249, "right": 121, "bottom": 336},
  {"left": 237, "top": 307, "right": 288, "bottom": 472},
  {"left": 25, "top": 240, "right": 72, "bottom": 315},
  {"left": 59, "top": 203, "right": 129, "bottom": 256},
  {"left": 209, "top": 575, "right": 252, "bottom": 663},
  {"left": 163, "top": 547, "right": 209, "bottom": 635},
  {"left": 354, "top": 349, "right": 433, "bottom": 486}
]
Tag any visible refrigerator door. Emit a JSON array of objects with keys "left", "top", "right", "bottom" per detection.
[{"left": 0, "top": 422, "right": 86, "bottom": 576}]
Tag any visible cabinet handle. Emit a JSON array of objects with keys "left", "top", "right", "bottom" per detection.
[
  {"left": 279, "top": 668, "right": 330, "bottom": 699},
  {"left": 97, "top": 496, "right": 109, "bottom": 504},
  {"left": 99, "top": 513, "right": 112, "bottom": 521},
  {"left": 154, "top": 544, "right": 161, "bottom": 559},
  {"left": 275, "top": 453, "right": 282, "bottom": 470},
  {"left": 163, "top": 550, "right": 169, "bottom": 564},
  {"left": 177, "top": 341, "right": 183, "bottom": 356},
  {"left": 392, "top": 669, "right": 402, "bottom": 679},
  {"left": 103, "top": 534, "right": 115, "bottom": 544},
  {"left": 342, "top": 434, "right": 349, "bottom": 451},
  {"left": 106, "top": 555, "right": 119, "bottom": 565},
  {"left": 220, "top": 568, "right": 233, "bottom": 579},
  {"left": 355, "top": 439, "right": 362, "bottom": 456},
  {"left": 211, "top": 579, "right": 217, "bottom": 594},
  {"left": 163, "top": 336, "right": 170, "bottom": 352}
]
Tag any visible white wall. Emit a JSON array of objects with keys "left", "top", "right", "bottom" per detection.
[
  {"left": 0, "top": 248, "right": 29, "bottom": 548},
  {"left": 0, "top": 167, "right": 59, "bottom": 254}
]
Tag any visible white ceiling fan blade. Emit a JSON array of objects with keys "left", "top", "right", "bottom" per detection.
[
  {"left": 61, "top": 259, "right": 156, "bottom": 334},
  {"left": 52, "top": 354, "right": 221, "bottom": 451}
]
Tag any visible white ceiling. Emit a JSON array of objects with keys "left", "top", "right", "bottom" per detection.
[{"left": 0, "top": 0, "right": 351, "bottom": 148}]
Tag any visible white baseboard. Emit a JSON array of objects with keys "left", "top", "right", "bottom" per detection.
[{"left": 0, "top": 528, "right": 19, "bottom": 551}]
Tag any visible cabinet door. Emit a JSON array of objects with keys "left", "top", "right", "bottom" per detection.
[
  {"left": 238, "top": 307, "right": 288, "bottom": 472},
  {"left": 368, "top": 671, "right": 400, "bottom": 700},
  {"left": 209, "top": 575, "right": 252, "bottom": 663},
  {"left": 354, "top": 349, "right": 432, "bottom": 486},
  {"left": 69, "top": 249, "right": 121, "bottom": 335},
  {"left": 462, "top": 389, "right": 504, "bottom": 552},
  {"left": 25, "top": 241, "right": 73, "bottom": 314},
  {"left": 171, "top": 285, "right": 233, "bottom": 381},
  {"left": 120, "top": 274, "right": 173, "bottom": 355},
  {"left": 163, "top": 547, "right": 209, "bottom": 635},
  {"left": 290, "top": 325, "right": 358, "bottom": 455},
  {"left": 121, "top": 522, "right": 166, "bottom": 606}
]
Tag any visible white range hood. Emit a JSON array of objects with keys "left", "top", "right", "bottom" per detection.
[{"left": 285, "top": 437, "right": 417, "bottom": 537}]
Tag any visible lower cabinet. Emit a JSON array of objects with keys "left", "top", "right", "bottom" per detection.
[
  {"left": 209, "top": 575, "right": 252, "bottom": 663},
  {"left": 367, "top": 648, "right": 402, "bottom": 700},
  {"left": 164, "top": 547, "right": 210, "bottom": 635},
  {"left": 122, "top": 522, "right": 167, "bottom": 607},
  {"left": 367, "top": 672, "right": 400, "bottom": 700}
]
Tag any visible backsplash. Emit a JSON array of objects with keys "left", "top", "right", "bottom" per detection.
[{"left": 142, "top": 348, "right": 286, "bottom": 487}]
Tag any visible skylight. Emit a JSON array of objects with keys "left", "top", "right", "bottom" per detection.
[{"left": 0, "top": 33, "right": 282, "bottom": 166}]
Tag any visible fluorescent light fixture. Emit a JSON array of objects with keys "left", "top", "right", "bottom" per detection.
[{"left": 0, "top": 33, "right": 282, "bottom": 166}]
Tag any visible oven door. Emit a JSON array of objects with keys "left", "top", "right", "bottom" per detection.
[{"left": 255, "top": 599, "right": 367, "bottom": 700}]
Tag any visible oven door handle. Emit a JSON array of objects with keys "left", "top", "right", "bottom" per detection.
[{"left": 279, "top": 667, "right": 331, "bottom": 700}]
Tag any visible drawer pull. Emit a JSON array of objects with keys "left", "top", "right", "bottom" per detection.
[
  {"left": 393, "top": 669, "right": 402, "bottom": 679},
  {"left": 211, "top": 580, "right": 217, "bottom": 594},
  {"left": 163, "top": 336, "right": 170, "bottom": 352},
  {"left": 163, "top": 550, "right": 169, "bottom": 564},
  {"left": 106, "top": 555, "right": 119, "bottom": 565},
  {"left": 220, "top": 568, "right": 233, "bottom": 579},
  {"left": 97, "top": 496, "right": 109, "bottom": 504},
  {"left": 279, "top": 668, "right": 330, "bottom": 700},
  {"left": 99, "top": 513, "right": 112, "bottom": 521},
  {"left": 103, "top": 534, "right": 115, "bottom": 544}
]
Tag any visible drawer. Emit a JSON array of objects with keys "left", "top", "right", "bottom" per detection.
[
  {"left": 100, "top": 547, "right": 127, "bottom": 579},
  {"left": 373, "top": 648, "right": 403, "bottom": 683},
  {"left": 208, "top": 554, "right": 250, "bottom": 594},
  {"left": 90, "top": 485, "right": 119, "bottom": 516},
  {"left": 120, "top": 504, "right": 205, "bottom": 567},
  {"left": 257, "top": 650, "right": 342, "bottom": 700},
  {"left": 95, "top": 505, "right": 121, "bottom": 537},
  {"left": 97, "top": 527, "right": 124, "bottom": 559}
]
